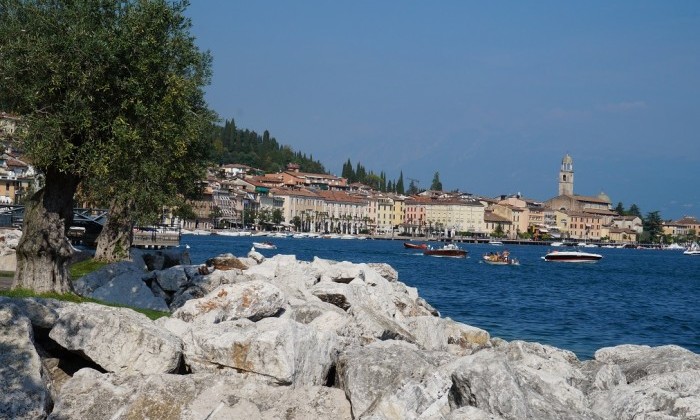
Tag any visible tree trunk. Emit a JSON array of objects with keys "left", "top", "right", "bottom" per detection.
[
  {"left": 94, "top": 197, "right": 134, "bottom": 262},
  {"left": 13, "top": 169, "right": 80, "bottom": 293}
]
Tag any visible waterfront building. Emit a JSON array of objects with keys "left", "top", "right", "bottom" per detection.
[
  {"left": 662, "top": 216, "right": 700, "bottom": 239},
  {"left": 484, "top": 210, "right": 512, "bottom": 237},
  {"left": 611, "top": 216, "right": 643, "bottom": 234},
  {"left": 403, "top": 196, "right": 428, "bottom": 235},
  {"left": 563, "top": 211, "right": 603, "bottom": 241},
  {"left": 367, "top": 193, "right": 394, "bottom": 235},
  {"left": 270, "top": 188, "right": 323, "bottom": 232},
  {"left": 601, "top": 226, "right": 638, "bottom": 243},
  {"left": 316, "top": 190, "right": 368, "bottom": 234}
]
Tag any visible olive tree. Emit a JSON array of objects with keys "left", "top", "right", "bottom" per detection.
[{"left": 0, "top": 0, "right": 214, "bottom": 292}]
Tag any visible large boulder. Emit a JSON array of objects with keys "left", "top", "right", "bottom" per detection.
[
  {"left": 0, "top": 296, "right": 71, "bottom": 329},
  {"left": 49, "top": 303, "right": 182, "bottom": 375},
  {"left": 182, "top": 317, "right": 338, "bottom": 386},
  {"left": 405, "top": 316, "right": 490, "bottom": 355},
  {"left": 0, "top": 304, "right": 51, "bottom": 419},
  {"left": 172, "top": 280, "right": 287, "bottom": 324},
  {"left": 449, "top": 340, "right": 597, "bottom": 420},
  {"left": 336, "top": 340, "right": 453, "bottom": 419},
  {"left": 587, "top": 345, "right": 700, "bottom": 419},
  {"left": 50, "top": 368, "right": 351, "bottom": 420},
  {"left": 206, "top": 253, "right": 248, "bottom": 270},
  {"left": 72, "top": 260, "right": 144, "bottom": 296},
  {"left": 89, "top": 271, "right": 169, "bottom": 312}
]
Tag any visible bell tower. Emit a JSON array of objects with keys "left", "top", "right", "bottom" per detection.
[{"left": 558, "top": 154, "right": 574, "bottom": 196}]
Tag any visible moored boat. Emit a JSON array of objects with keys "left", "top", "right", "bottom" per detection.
[
  {"left": 542, "top": 250, "right": 602, "bottom": 263},
  {"left": 404, "top": 242, "right": 428, "bottom": 250},
  {"left": 252, "top": 241, "right": 277, "bottom": 250},
  {"left": 683, "top": 242, "right": 700, "bottom": 255},
  {"left": 423, "top": 243, "right": 467, "bottom": 258}
]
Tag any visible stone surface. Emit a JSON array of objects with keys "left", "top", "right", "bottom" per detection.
[
  {"left": 0, "top": 304, "right": 51, "bottom": 420},
  {"left": 206, "top": 253, "right": 248, "bottom": 270},
  {"left": 183, "top": 317, "right": 338, "bottom": 386},
  {"left": 172, "top": 280, "right": 287, "bottom": 324},
  {"left": 449, "top": 340, "right": 597, "bottom": 420},
  {"left": 50, "top": 368, "right": 352, "bottom": 420},
  {"left": 49, "top": 303, "right": 182, "bottom": 375},
  {"left": 406, "top": 316, "right": 491, "bottom": 355},
  {"left": 89, "top": 270, "right": 169, "bottom": 312},
  {"left": 336, "top": 340, "right": 453, "bottom": 419},
  {"left": 154, "top": 265, "right": 190, "bottom": 292}
]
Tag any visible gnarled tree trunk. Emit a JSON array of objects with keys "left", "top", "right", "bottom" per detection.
[
  {"left": 94, "top": 197, "right": 134, "bottom": 262},
  {"left": 13, "top": 169, "right": 80, "bottom": 293}
]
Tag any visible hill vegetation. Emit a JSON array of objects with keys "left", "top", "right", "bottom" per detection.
[{"left": 209, "top": 118, "right": 326, "bottom": 174}]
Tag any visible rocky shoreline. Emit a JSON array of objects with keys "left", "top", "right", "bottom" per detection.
[{"left": 1, "top": 246, "right": 699, "bottom": 419}]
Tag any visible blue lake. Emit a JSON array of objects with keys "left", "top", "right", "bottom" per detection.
[{"left": 182, "top": 235, "right": 699, "bottom": 360}]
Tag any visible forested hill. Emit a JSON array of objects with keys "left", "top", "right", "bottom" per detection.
[{"left": 208, "top": 118, "right": 326, "bottom": 174}]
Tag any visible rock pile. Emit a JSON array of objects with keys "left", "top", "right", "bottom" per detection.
[{"left": 2, "top": 250, "right": 699, "bottom": 419}]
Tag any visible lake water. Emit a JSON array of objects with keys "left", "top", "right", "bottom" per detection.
[{"left": 182, "top": 235, "right": 699, "bottom": 360}]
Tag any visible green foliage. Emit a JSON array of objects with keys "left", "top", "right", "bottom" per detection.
[
  {"left": 643, "top": 211, "right": 664, "bottom": 243},
  {"left": 69, "top": 259, "right": 109, "bottom": 280},
  {"left": 272, "top": 208, "right": 283, "bottom": 224},
  {"left": 0, "top": 289, "right": 169, "bottom": 320},
  {"left": 431, "top": 172, "right": 443, "bottom": 191},
  {"left": 0, "top": 0, "right": 215, "bottom": 228},
  {"left": 211, "top": 118, "right": 325, "bottom": 174}
]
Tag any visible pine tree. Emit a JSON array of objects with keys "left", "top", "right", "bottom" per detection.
[{"left": 396, "top": 171, "right": 405, "bottom": 194}]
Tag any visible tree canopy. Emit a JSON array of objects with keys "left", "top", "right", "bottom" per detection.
[
  {"left": 0, "top": 0, "right": 215, "bottom": 288},
  {"left": 431, "top": 172, "right": 443, "bottom": 191}
]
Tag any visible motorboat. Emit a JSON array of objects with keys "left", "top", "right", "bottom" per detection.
[
  {"left": 423, "top": 243, "right": 467, "bottom": 258},
  {"left": 665, "top": 243, "right": 685, "bottom": 250},
  {"left": 488, "top": 240, "right": 503, "bottom": 246},
  {"left": 404, "top": 242, "right": 428, "bottom": 250},
  {"left": 550, "top": 242, "right": 563, "bottom": 247},
  {"left": 483, "top": 250, "right": 519, "bottom": 265},
  {"left": 683, "top": 242, "right": 700, "bottom": 256},
  {"left": 252, "top": 241, "right": 277, "bottom": 250},
  {"left": 542, "top": 250, "right": 602, "bottom": 263}
]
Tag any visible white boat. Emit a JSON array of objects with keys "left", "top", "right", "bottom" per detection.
[
  {"left": 550, "top": 242, "right": 563, "bottom": 247},
  {"left": 542, "top": 250, "right": 602, "bottom": 263},
  {"left": 340, "top": 235, "right": 356, "bottom": 240},
  {"left": 482, "top": 250, "right": 519, "bottom": 265},
  {"left": 665, "top": 243, "right": 685, "bottom": 250},
  {"left": 488, "top": 240, "right": 503, "bottom": 246},
  {"left": 683, "top": 242, "right": 700, "bottom": 256},
  {"left": 252, "top": 241, "right": 277, "bottom": 250}
]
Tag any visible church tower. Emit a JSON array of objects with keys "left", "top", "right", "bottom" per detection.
[{"left": 558, "top": 154, "right": 574, "bottom": 196}]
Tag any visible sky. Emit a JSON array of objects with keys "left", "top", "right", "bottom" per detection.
[{"left": 185, "top": 1, "right": 700, "bottom": 220}]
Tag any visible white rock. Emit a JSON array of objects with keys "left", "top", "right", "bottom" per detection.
[
  {"left": 183, "top": 317, "right": 338, "bottom": 386},
  {"left": 50, "top": 368, "right": 351, "bottom": 420},
  {"left": 172, "top": 280, "right": 286, "bottom": 324},
  {"left": 49, "top": 303, "right": 182, "bottom": 375},
  {"left": 0, "top": 304, "right": 51, "bottom": 420}
]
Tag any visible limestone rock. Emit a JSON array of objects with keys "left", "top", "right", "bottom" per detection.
[
  {"left": 405, "top": 316, "right": 490, "bottom": 355},
  {"left": 72, "top": 260, "right": 144, "bottom": 296},
  {"left": 367, "top": 262, "right": 399, "bottom": 282},
  {"left": 587, "top": 344, "right": 700, "bottom": 419},
  {"left": 247, "top": 248, "right": 265, "bottom": 263},
  {"left": 336, "top": 340, "right": 452, "bottom": 419},
  {"left": 154, "top": 265, "right": 190, "bottom": 292},
  {"left": 183, "top": 317, "right": 338, "bottom": 386},
  {"left": 49, "top": 303, "right": 182, "bottom": 375},
  {"left": 172, "top": 280, "right": 286, "bottom": 324},
  {"left": 205, "top": 253, "right": 247, "bottom": 270},
  {"left": 449, "top": 340, "right": 597, "bottom": 420},
  {"left": 50, "top": 368, "right": 351, "bottom": 420},
  {"left": 0, "top": 296, "right": 71, "bottom": 329},
  {"left": 0, "top": 304, "right": 51, "bottom": 420},
  {"left": 89, "top": 271, "right": 169, "bottom": 312}
]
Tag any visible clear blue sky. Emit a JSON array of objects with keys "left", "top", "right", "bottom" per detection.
[{"left": 186, "top": 1, "right": 699, "bottom": 220}]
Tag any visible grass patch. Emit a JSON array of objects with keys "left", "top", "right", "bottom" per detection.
[
  {"left": 0, "top": 288, "right": 169, "bottom": 320},
  {"left": 69, "top": 259, "right": 108, "bottom": 280}
]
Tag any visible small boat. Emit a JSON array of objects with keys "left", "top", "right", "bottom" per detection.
[
  {"left": 550, "top": 241, "right": 564, "bottom": 247},
  {"left": 404, "top": 242, "right": 428, "bottom": 250},
  {"left": 423, "top": 243, "right": 467, "bottom": 258},
  {"left": 542, "top": 250, "right": 602, "bottom": 263},
  {"left": 665, "top": 243, "right": 685, "bottom": 250},
  {"left": 488, "top": 240, "right": 503, "bottom": 246},
  {"left": 683, "top": 242, "right": 700, "bottom": 256},
  {"left": 483, "top": 250, "right": 519, "bottom": 265},
  {"left": 252, "top": 241, "right": 277, "bottom": 250}
]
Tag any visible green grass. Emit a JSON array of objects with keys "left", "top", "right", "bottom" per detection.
[
  {"left": 69, "top": 259, "right": 109, "bottom": 280},
  {"left": 0, "top": 288, "right": 169, "bottom": 320}
]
